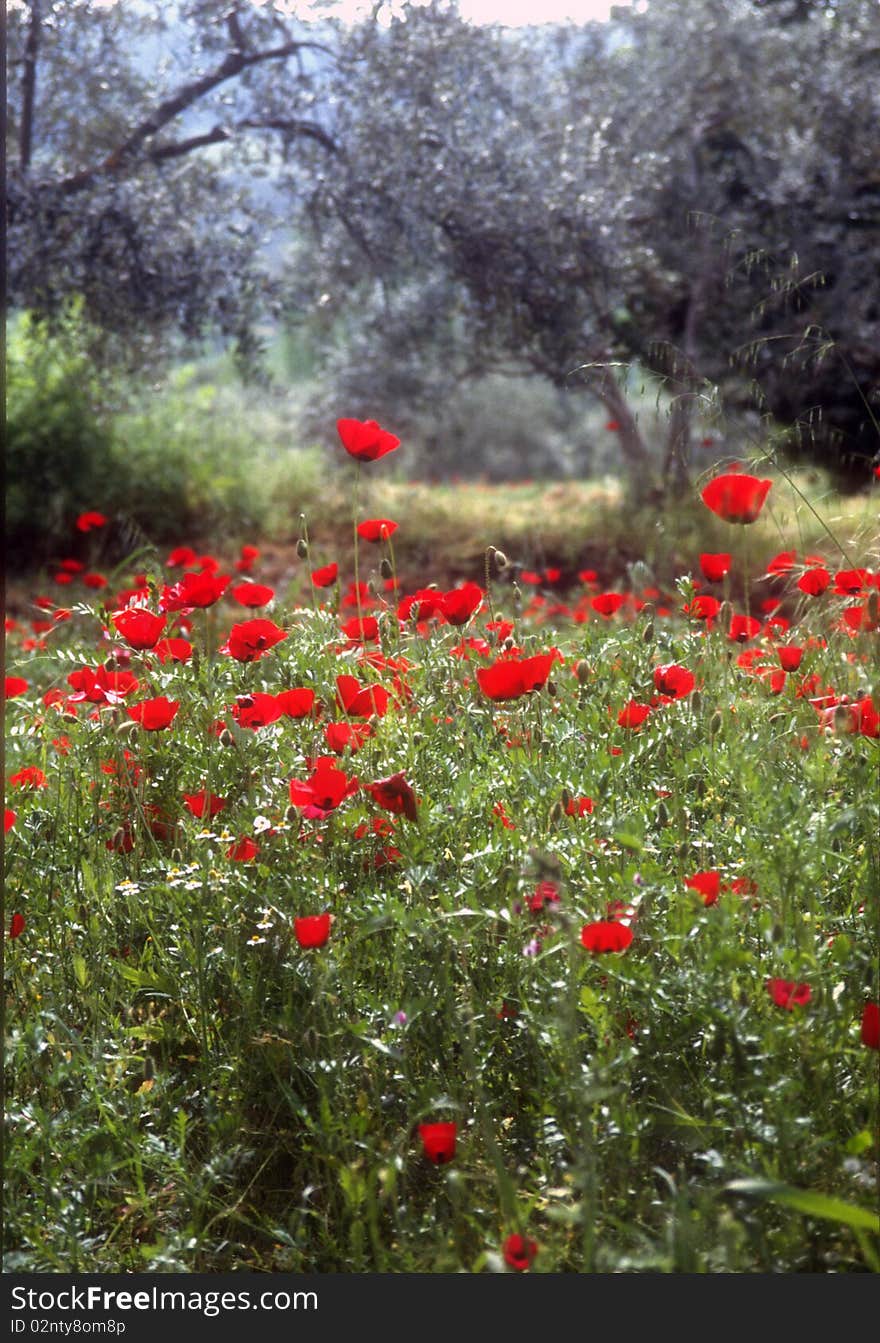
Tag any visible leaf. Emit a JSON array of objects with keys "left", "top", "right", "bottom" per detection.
[{"left": 725, "top": 1179, "right": 880, "bottom": 1233}]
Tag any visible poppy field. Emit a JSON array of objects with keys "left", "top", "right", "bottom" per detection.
[{"left": 4, "top": 421, "right": 879, "bottom": 1274}]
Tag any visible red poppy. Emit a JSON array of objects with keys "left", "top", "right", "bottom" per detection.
[
  {"left": 322, "top": 721, "right": 373, "bottom": 754},
  {"left": 700, "top": 552, "right": 731, "bottom": 582},
  {"left": 66, "top": 664, "right": 139, "bottom": 705},
  {"left": 581, "top": 921, "right": 634, "bottom": 953},
  {"left": 76, "top": 511, "right": 107, "bottom": 532},
  {"left": 166, "top": 546, "right": 197, "bottom": 567},
  {"left": 527, "top": 880, "right": 560, "bottom": 912},
  {"left": 565, "top": 796, "right": 594, "bottom": 817},
  {"left": 834, "top": 568, "right": 870, "bottom": 596},
  {"left": 160, "top": 570, "right": 230, "bottom": 611},
  {"left": 685, "top": 871, "right": 721, "bottom": 907},
  {"left": 289, "top": 756, "right": 359, "bottom": 818},
  {"left": 701, "top": 472, "right": 772, "bottom": 524},
  {"left": 357, "top": 518, "right": 398, "bottom": 542},
  {"left": 5, "top": 809, "right": 16, "bottom": 832},
  {"left": 294, "top": 913, "right": 332, "bottom": 948},
  {"left": 728, "top": 614, "right": 761, "bottom": 643},
  {"left": 476, "top": 652, "right": 558, "bottom": 702},
  {"left": 777, "top": 645, "right": 804, "bottom": 672},
  {"left": 232, "top": 693, "right": 284, "bottom": 729},
  {"left": 440, "top": 582, "right": 484, "bottom": 627},
  {"left": 364, "top": 772, "right": 418, "bottom": 822},
  {"left": 797, "top": 567, "right": 830, "bottom": 597},
  {"left": 653, "top": 664, "right": 695, "bottom": 699},
  {"left": 605, "top": 420, "right": 620, "bottom": 431},
  {"left": 398, "top": 588, "right": 446, "bottom": 623},
  {"left": 766, "top": 978, "right": 811, "bottom": 1010},
  {"left": 111, "top": 607, "right": 167, "bottom": 650},
  {"left": 183, "top": 790, "right": 226, "bottom": 819},
  {"left": 231, "top": 582, "right": 275, "bottom": 608},
  {"left": 337, "top": 418, "right": 400, "bottom": 462},
  {"left": 311, "top": 563, "right": 339, "bottom": 588},
  {"left": 275, "top": 687, "right": 316, "bottom": 719},
  {"left": 235, "top": 544, "right": 261, "bottom": 573},
  {"left": 152, "top": 637, "right": 193, "bottom": 664},
  {"left": 220, "top": 618, "right": 287, "bottom": 662},
  {"left": 5, "top": 676, "right": 29, "bottom": 698},
  {"left": 502, "top": 1234, "right": 539, "bottom": 1272},
  {"left": 336, "top": 674, "right": 391, "bottom": 718},
  {"left": 617, "top": 701, "right": 651, "bottom": 730},
  {"left": 684, "top": 594, "right": 721, "bottom": 623},
  {"left": 341, "top": 615, "right": 380, "bottom": 643},
  {"left": 861, "top": 1002, "right": 880, "bottom": 1050},
  {"left": 418, "top": 1121, "right": 457, "bottom": 1164},
  {"left": 450, "top": 636, "right": 491, "bottom": 659},
  {"left": 227, "top": 836, "right": 259, "bottom": 862},
  {"left": 8, "top": 767, "right": 48, "bottom": 789},
  {"left": 83, "top": 572, "right": 108, "bottom": 589},
  {"left": 9, "top": 913, "right": 26, "bottom": 939},
  {"left": 128, "top": 696, "right": 179, "bottom": 731},
  {"left": 591, "top": 592, "right": 626, "bottom": 618},
  {"left": 765, "top": 550, "right": 797, "bottom": 576}
]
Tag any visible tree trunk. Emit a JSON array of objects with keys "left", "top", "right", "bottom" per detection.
[{"left": 589, "top": 364, "right": 656, "bottom": 502}]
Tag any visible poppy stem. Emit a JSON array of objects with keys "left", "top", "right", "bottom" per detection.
[{"left": 353, "top": 463, "right": 363, "bottom": 633}]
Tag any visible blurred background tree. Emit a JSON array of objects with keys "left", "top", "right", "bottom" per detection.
[{"left": 6, "top": 0, "right": 879, "bottom": 504}]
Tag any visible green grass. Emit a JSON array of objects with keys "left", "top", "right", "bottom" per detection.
[{"left": 4, "top": 463, "right": 879, "bottom": 1275}]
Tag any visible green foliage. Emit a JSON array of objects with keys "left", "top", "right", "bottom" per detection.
[
  {"left": 5, "top": 305, "right": 116, "bottom": 566},
  {"left": 4, "top": 314, "right": 328, "bottom": 568},
  {"left": 4, "top": 465, "right": 878, "bottom": 1272}
]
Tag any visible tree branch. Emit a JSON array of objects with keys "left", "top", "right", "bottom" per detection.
[
  {"left": 19, "top": 0, "right": 41, "bottom": 173},
  {"left": 54, "top": 36, "right": 334, "bottom": 195}
]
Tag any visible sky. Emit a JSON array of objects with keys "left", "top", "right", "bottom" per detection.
[
  {"left": 315, "top": 1, "right": 633, "bottom": 21},
  {"left": 8, "top": 0, "right": 633, "bottom": 25}
]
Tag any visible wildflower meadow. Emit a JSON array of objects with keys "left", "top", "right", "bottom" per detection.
[{"left": 4, "top": 418, "right": 878, "bottom": 1276}]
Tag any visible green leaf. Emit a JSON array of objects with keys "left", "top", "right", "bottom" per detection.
[{"left": 725, "top": 1179, "right": 880, "bottom": 1233}]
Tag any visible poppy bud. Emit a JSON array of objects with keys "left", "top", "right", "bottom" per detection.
[
  {"left": 545, "top": 679, "right": 557, "bottom": 697},
  {"left": 709, "top": 710, "right": 723, "bottom": 736},
  {"left": 219, "top": 728, "right": 234, "bottom": 748},
  {"left": 717, "top": 601, "right": 733, "bottom": 634},
  {"left": 502, "top": 636, "right": 515, "bottom": 652},
  {"left": 170, "top": 848, "right": 183, "bottom": 864},
  {"left": 691, "top": 689, "right": 703, "bottom": 715},
  {"left": 642, "top": 621, "right": 654, "bottom": 644},
  {"left": 575, "top": 660, "right": 591, "bottom": 684},
  {"left": 560, "top": 787, "right": 572, "bottom": 810},
  {"left": 833, "top": 704, "right": 853, "bottom": 734},
  {"left": 695, "top": 777, "right": 707, "bottom": 798},
  {"left": 866, "top": 590, "right": 879, "bottom": 628},
  {"left": 380, "top": 558, "right": 393, "bottom": 579},
  {"left": 656, "top": 800, "right": 669, "bottom": 827},
  {"left": 285, "top": 804, "right": 299, "bottom": 824},
  {"left": 296, "top": 539, "right": 309, "bottom": 559},
  {"left": 512, "top": 584, "right": 522, "bottom": 608},
  {"left": 492, "top": 549, "right": 509, "bottom": 572},
  {"left": 548, "top": 800, "right": 564, "bottom": 827},
  {"left": 116, "top": 719, "right": 139, "bottom": 735}
]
